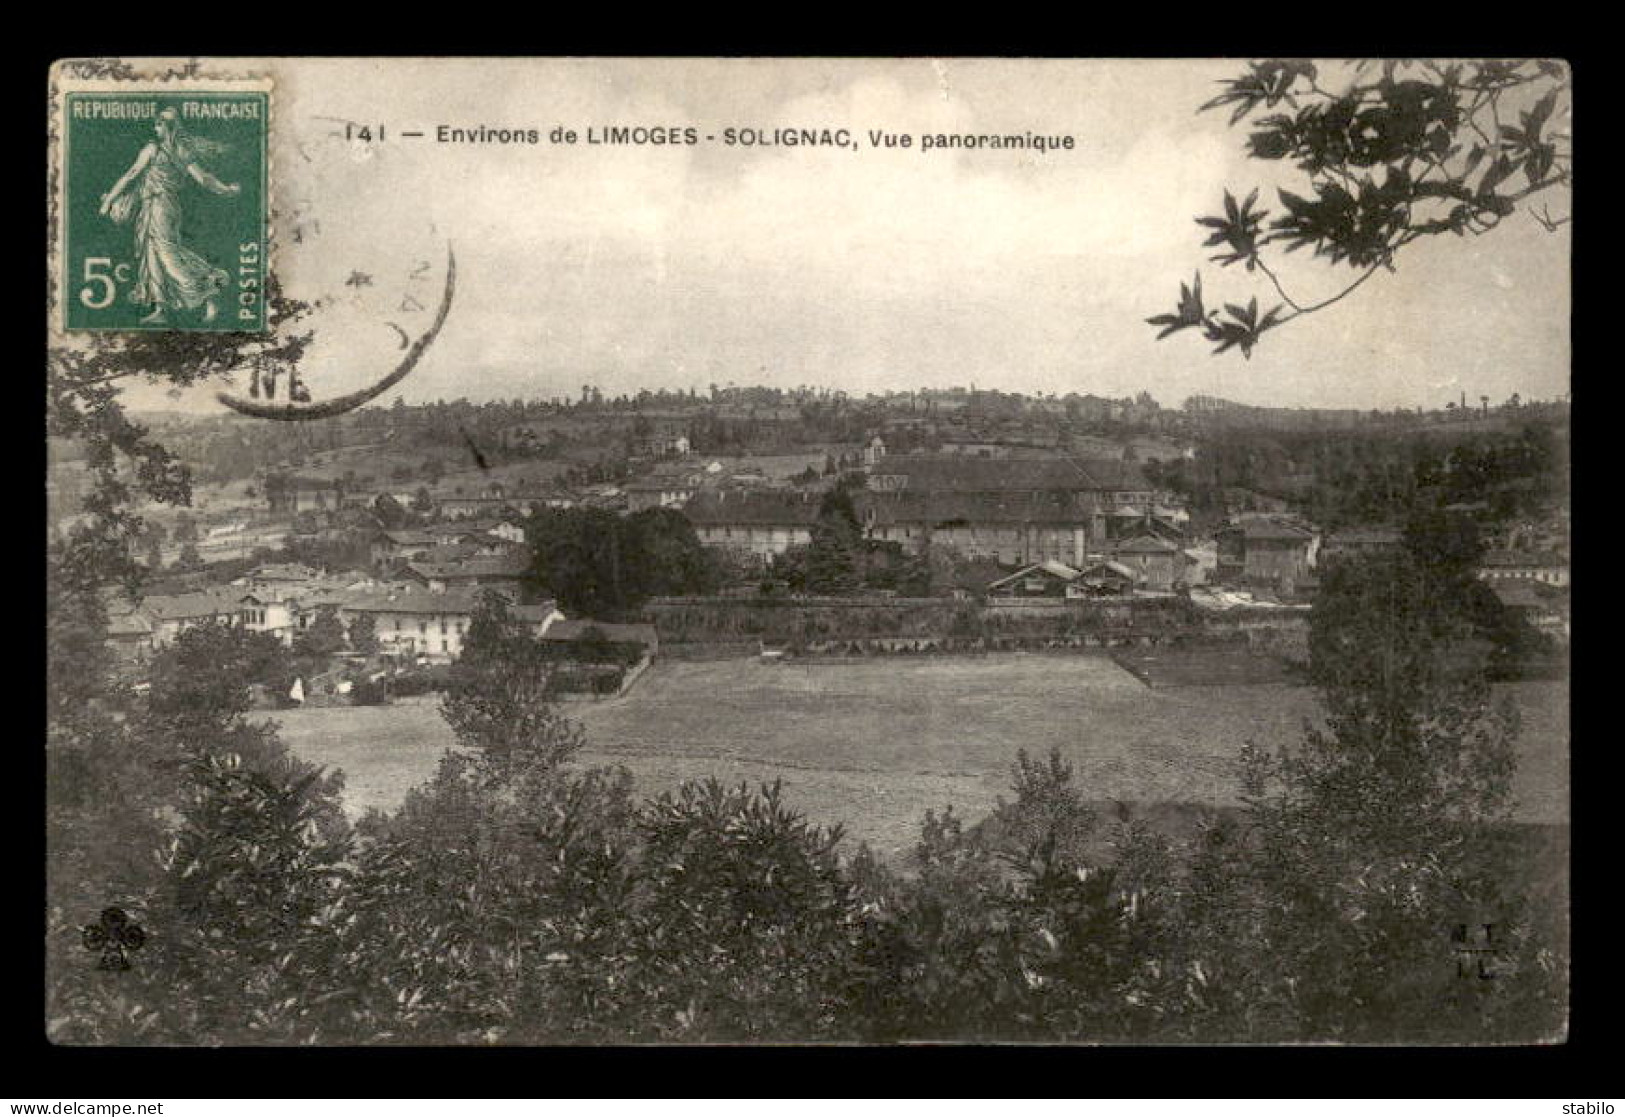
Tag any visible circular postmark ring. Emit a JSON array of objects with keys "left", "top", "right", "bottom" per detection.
[{"left": 215, "top": 243, "right": 454, "bottom": 421}]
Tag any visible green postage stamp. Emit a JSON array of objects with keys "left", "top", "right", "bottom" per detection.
[{"left": 55, "top": 76, "right": 270, "bottom": 332}]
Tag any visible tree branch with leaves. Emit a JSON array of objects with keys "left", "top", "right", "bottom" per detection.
[
  {"left": 47, "top": 277, "right": 314, "bottom": 598},
  {"left": 1148, "top": 58, "right": 1571, "bottom": 358}
]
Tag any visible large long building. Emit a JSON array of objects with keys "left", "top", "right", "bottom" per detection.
[
  {"left": 861, "top": 490, "right": 1092, "bottom": 566},
  {"left": 684, "top": 490, "right": 823, "bottom": 562},
  {"left": 684, "top": 454, "right": 1184, "bottom": 566}
]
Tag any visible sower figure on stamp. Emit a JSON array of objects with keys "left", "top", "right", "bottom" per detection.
[{"left": 98, "top": 107, "right": 241, "bottom": 325}]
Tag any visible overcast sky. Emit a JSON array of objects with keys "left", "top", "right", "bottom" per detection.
[{"left": 103, "top": 58, "right": 1571, "bottom": 414}]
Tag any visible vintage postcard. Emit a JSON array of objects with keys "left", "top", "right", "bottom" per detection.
[{"left": 44, "top": 57, "right": 1570, "bottom": 1046}]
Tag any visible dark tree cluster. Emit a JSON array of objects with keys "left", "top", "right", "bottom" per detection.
[
  {"left": 522, "top": 507, "right": 721, "bottom": 619},
  {"left": 774, "top": 485, "right": 930, "bottom": 596},
  {"left": 1143, "top": 420, "right": 1566, "bottom": 530}
]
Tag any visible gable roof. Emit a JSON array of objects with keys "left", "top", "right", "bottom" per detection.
[
  {"left": 1076, "top": 559, "right": 1138, "bottom": 580},
  {"left": 987, "top": 560, "right": 1081, "bottom": 589},
  {"left": 1112, "top": 534, "right": 1180, "bottom": 555}
]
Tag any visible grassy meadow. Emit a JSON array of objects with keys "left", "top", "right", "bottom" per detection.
[{"left": 273, "top": 653, "right": 1568, "bottom": 858}]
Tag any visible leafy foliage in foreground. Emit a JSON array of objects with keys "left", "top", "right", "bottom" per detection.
[
  {"left": 1149, "top": 59, "right": 1571, "bottom": 358},
  {"left": 47, "top": 554, "right": 1565, "bottom": 1044}
]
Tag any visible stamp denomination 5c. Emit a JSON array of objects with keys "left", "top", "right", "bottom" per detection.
[{"left": 56, "top": 77, "right": 270, "bottom": 332}]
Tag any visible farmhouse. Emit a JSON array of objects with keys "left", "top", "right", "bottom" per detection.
[
  {"left": 133, "top": 589, "right": 301, "bottom": 649},
  {"left": 1216, "top": 518, "right": 1318, "bottom": 592},
  {"left": 371, "top": 521, "right": 527, "bottom": 568},
  {"left": 1068, "top": 559, "right": 1138, "bottom": 597},
  {"left": 978, "top": 552, "right": 1174, "bottom": 599},
  {"left": 403, "top": 550, "right": 531, "bottom": 595},
  {"left": 986, "top": 560, "right": 1082, "bottom": 598},
  {"left": 306, "top": 585, "right": 564, "bottom": 662},
  {"left": 372, "top": 528, "right": 454, "bottom": 566},
  {"left": 540, "top": 618, "right": 660, "bottom": 659},
  {"left": 1109, "top": 534, "right": 1194, "bottom": 592},
  {"left": 434, "top": 516, "right": 527, "bottom": 545}
]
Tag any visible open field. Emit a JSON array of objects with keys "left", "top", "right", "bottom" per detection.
[
  {"left": 274, "top": 654, "right": 1569, "bottom": 858},
  {"left": 1111, "top": 646, "right": 1303, "bottom": 686}
]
